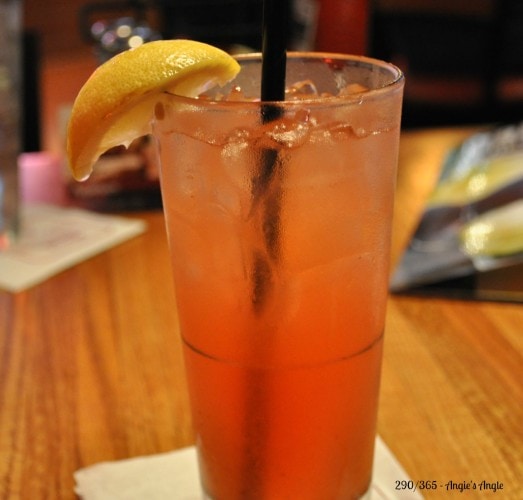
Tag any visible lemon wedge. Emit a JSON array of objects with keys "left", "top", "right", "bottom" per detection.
[
  {"left": 66, "top": 40, "right": 240, "bottom": 180},
  {"left": 460, "top": 200, "right": 523, "bottom": 257},
  {"left": 428, "top": 152, "right": 523, "bottom": 207}
]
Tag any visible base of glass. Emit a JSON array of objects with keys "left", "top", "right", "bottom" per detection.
[{"left": 201, "top": 487, "right": 372, "bottom": 499}]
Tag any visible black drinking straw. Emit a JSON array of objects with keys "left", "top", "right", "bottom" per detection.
[
  {"left": 252, "top": 0, "right": 288, "bottom": 273},
  {"left": 251, "top": 0, "right": 288, "bottom": 315},
  {"left": 261, "top": 0, "right": 287, "bottom": 108},
  {"left": 238, "top": 2, "right": 288, "bottom": 496}
]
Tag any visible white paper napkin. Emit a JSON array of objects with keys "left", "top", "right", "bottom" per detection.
[
  {"left": 75, "top": 437, "right": 423, "bottom": 499},
  {"left": 0, "top": 204, "right": 146, "bottom": 292}
]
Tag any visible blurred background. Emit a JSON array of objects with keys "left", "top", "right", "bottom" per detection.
[
  {"left": 12, "top": 0, "right": 523, "bottom": 294},
  {"left": 21, "top": 0, "right": 523, "bottom": 150}
]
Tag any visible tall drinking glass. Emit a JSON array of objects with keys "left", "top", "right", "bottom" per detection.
[{"left": 153, "top": 53, "right": 404, "bottom": 499}]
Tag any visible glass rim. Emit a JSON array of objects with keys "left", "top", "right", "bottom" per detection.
[{"left": 164, "top": 51, "right": 404, "bottom": 108}]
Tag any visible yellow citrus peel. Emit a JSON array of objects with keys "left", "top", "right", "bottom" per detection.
[{"left": 66, "top": 39, "right": 240, "bottom": 180}]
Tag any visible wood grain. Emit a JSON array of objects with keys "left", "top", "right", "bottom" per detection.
[{"left": 1, "top": 128, "right": 522, "bottom": 498}]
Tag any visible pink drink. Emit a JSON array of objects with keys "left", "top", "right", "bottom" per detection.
[{"left": 154, "top": 53, "right": 404, "bottom": 499}]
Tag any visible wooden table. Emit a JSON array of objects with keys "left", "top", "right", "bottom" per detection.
[{"left": 1, "top": 127, "right": 522, "bottom": 498}]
